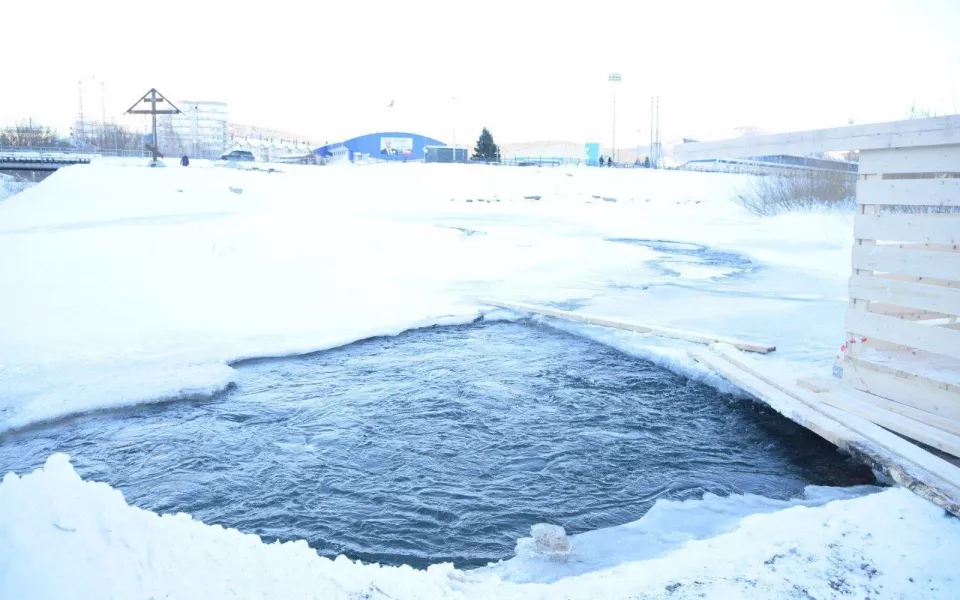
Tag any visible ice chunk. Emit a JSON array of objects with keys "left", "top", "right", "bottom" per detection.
[{"left": 514, "top": 523, "right": 571, "bottom": 563}]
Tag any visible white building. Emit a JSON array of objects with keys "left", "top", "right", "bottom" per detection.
[
  {"left": 157, "top": 100, "right": 228, "bottom": 159},
  {"left": 226, "top": 137, "right": 314, "bottom": 163}
]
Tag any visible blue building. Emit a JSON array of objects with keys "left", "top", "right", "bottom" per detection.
[{"left": 314, "top": 132, "right": 446, "bottom": 162}]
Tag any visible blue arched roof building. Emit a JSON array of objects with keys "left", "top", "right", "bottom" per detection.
[{"left": 314, "top": 132, "right": 446, "bottom": 162}]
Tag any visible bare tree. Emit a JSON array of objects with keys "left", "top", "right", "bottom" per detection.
[
  {"left": 0, "top": 119, "right": 65, "bottom": 147},
  {"left": 87, "top": 122, "right": 145, "bottom": 154}
]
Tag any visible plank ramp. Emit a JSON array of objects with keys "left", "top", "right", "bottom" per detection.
[
  {"left": 689, "top": 345, "right": 960, "bottom": 516},
  {"left": 478, "top": 298, "right": 776, "bottom": 353}
]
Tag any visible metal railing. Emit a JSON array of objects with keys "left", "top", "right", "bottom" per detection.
[{"left": 0, "top": 145, "right": 151, "bottom": 158}]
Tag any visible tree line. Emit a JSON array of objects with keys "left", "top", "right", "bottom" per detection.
[{"left": 0, "top": 119, "right": 144, "bottom": 153}]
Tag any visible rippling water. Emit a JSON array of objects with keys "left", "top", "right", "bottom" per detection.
[{"left": 0, "top": 321, "right": 874, "bottom": 568}]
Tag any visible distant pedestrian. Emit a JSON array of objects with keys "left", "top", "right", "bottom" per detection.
[
  {"left": 597, "top": 155, "right": 604, "bottom": 167},
  {"left": 181, "top": 155, "right": 190, "bottom": 167},
  {"left": 607, "top": 156, "right": 613, "bottom": 167}
]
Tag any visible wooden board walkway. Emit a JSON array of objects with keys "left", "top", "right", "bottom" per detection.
[
  {"left": 689, "top": 345, "right": 960, "bottom": 516},
  {"left": 478, "top": 299, "right": 776, "bottom": 354}
]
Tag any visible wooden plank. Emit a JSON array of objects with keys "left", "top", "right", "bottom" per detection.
[
  {"left": 854, "top": 213, "right": 960, "bottom": 244},
  {"left": 867, "top": 302, "right": 951, "bottom": 321},
  {"left": 857, "top": 178, "right": 960, "bottom": 207},
  {"left": 848, "top": 348, "right": 960, "bottom": 389},
  {"left": 843, "top": 353, "right": 960, "bottom": 423},
  {"left": 895, "top": 243, "right": 959, "bottom": 253},
  {"left": 478, "top": 298, "right": 776, "bottom": 353},
  {"left": 796, "top": 377, "right": 833, "bottom": 393},
  {"left": 859, "top": 144, "right": 960, "bottom": 175},
  {"left": 687, "top": 347, "right": 960, "bottom": 515},
  {"left": 799, "top": 376, "right": 960, "bottom": 436},
  {"left": 852, "top": 245, "right": 960, "bottom": 281},
  {"left": 816, "top": 390, "right": 960, "bottom": 457},
  {"left": 878, "top": 272, "right": 959, "bottom": 289},
  {"left": 672, "top": 115, "right": 960, "bottom": 161},
  {"left": 846, "top": 310, "right": 960, "bottom": 360}
]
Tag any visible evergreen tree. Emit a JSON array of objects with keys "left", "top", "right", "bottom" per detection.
[{"left": 472, "top": 127, "right": 499, "bottom": 162}]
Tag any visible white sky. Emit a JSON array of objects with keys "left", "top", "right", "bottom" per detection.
[{"left": 2, "top": 0, "right": 959, "bottom": 145}]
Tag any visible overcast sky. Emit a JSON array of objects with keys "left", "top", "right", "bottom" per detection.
[{"left": 3, "top": 0, "right": 959, "bottom": 145}]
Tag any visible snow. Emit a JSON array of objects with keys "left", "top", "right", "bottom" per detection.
[{"left": 1, "top": 159, "right": 955, "bottom": 598}]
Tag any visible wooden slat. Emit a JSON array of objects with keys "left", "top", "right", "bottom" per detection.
[
  {"left": 688, "top": 346, "right": 960, "bottom": 515},
  {"left": 478, "top": 298, "right": 776, "bottom": 353},
  {"left": 854, "top": 213, "right": 960, "bottom": 244},
  {"left": 878, "top": 273, "right": 959, "bottom": 289},
  {"left": 844, "top": 362, "right": 960, "bottom": 423},
  {"left": 857, "top": 178, "right": 960, "bottom": 207},
  {"left": 896, "top": 243, "right": 959, "bottom": 253},
  {"left": 867, "top": 302, "right": 950, "bottom": 321},
  {"left": 852, "top": 245, "right": 960, "bottom": 281},
  {"left": 846, "top": 310, "right": 960, "bottom": 360},
  {"left": 859, "top": 144, "right": 960, "bottom": 175},
  {"left": 799, "top": 376, "right": 960, "bottom": 436},
  {"left": 817, "top": 389, "right": 960, "bottom": 457},
  {"left": 797, "top": 377, "right": 833, "bottom": 393},
  {"left": 673, "top": 115, "right": 960, "bottom": 161},
  {"left": 850, "top": 275, "right": 960, "bottom": 315},
  {"left": 846, "top": 350, "right": 960, "bottom": 391}
]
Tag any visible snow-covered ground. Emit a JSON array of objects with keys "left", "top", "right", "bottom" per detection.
[{"left": 1, "top": 159, "right": 957, "bottom": 598}]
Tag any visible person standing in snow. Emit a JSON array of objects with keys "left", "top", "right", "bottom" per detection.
[
  {"left": 606, "top": 156, "right": 613, "bottom": 167},
  {"left": 181, "top": 155, "right": 190, "bottom": 167},
  {"left": 597, "top": 155, "right": 604, "bottom": 167}
]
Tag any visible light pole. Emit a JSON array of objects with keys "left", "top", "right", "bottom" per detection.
[
  {"left": 451, "top": 95, "right": 457, "bottom": 152},
  {"left": 608, "top": 72, "right": 621, "bottom": 164}
]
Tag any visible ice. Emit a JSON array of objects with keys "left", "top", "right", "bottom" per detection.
[
  {"left": 486, "top": 485, "right": 881, "bottom": 584},
  {"left": 514, "top": 524, "right": 572, "bottom": 564},
  {"left": 2, "top": 159, "right": 958, "bottom": 598},
  {"left": 0, "top": 172, "right": 34, "bottom": 201}
]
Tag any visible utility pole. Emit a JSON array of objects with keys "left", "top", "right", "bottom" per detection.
[
  {"left": 655, "top": 96, "right": 660, "bottom": 168},
  {"left": 608, "top": 72, "right": 621, "bottom": 163},
  {"left": 125, "top": 88, "right": 181, "bottom": 164},
  {"left": 649, "top": 96, "right": 662, "bottom": 168},
  {"left": 451, "top": 96, "right": 457, "bottom": 151},
  {"left": 101, "top": 80, "right": 108, "bottom": 154},
  {"left": 78, "top": 80, "right": 85, "bottom": 148}
]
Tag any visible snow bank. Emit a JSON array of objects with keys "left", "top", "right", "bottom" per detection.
[{"left": 2, "top": 455, "right": 957, "bottom": 599}]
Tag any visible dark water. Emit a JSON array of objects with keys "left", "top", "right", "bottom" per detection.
[{"left": 0, "top": 321, "right": 874, "bottom": 568}]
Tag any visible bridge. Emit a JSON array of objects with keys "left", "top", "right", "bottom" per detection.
[{"left": 0, "top": 151, "right": 93, "bottom": 172}]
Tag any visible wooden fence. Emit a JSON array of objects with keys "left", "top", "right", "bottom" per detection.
[{"left": 842, "top": 143, "right": 960, "bottom": 429}]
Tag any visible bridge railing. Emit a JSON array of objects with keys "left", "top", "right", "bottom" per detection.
[{"left": 0, "top": 146, "right": 150, "bottom": 158}]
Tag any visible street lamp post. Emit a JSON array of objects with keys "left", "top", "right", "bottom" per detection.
[{"left": 608, "top": 72, "right": 621, "bottom": 164}]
